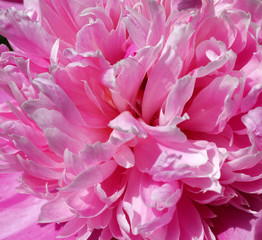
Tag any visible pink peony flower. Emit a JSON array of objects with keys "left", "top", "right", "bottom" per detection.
[
  {"left": 0, "top": 0, "right": 261, "bottom": 239},
  {"left": 0, "top": 0, "right": 23, "bottom": 10}
]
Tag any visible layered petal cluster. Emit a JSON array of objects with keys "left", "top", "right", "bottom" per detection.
[{"left": 0, "top": 0, "right": 262, "bottom": 239}]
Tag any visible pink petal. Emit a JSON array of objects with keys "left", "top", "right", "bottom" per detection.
[
  {"left": 61, "top": 160, "right": 117, "bottom": 191},
  {"left": 0, "top": 173, "right": 72, "bottom": 239},
  {"left": 123, "top": 7, "right": 150, "bottom": 49},
  {"left": 142, "top": 48, "right": 182, "bottom": 123},
  {"left": 212, "top": 203, "right": 262, "bottom": 240},
  {"left": 108, "top": 111, "right": 147, "bottom": 140},
  {"left": 161, "top": 75, "right": 196, "bottom": 124},
  {"left": 182, "top": 74, "right": 241, "bottom": 133},
  {"left": 146, "top": 0, "right": 165, "bottom": 46},
  {"left": 176, "top": 196, "right": 205, "bottom": 240},
  {"left": 32, "top": 78, "right": 86, "bottom": 126},
  {"left": 39, "top": 197, "right": 74, "bottom": 223},
  {"left": 0, "top": 8, "right": 53, "bottom": 58},
  {"left": 0, "top": 0, "right": 23, "bottom": 10},
  {"left": 37, "top": 0, "right": 77, "bottom": 45},
  {"left": 58, "top": 218, "right": 86, "bottom": 238},
  {"left": 113, "top": 144, "right": 135, "bottom": 168}
]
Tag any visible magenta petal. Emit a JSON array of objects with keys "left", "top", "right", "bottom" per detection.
[
  {"left": 212, "top": 204, "right": 262, "bottom": 240},
  {"left": 4, "top": 222, "right": 76, "bottom": 240},
  {"left": 177, "top": 0, "right": 202, "bottom": 11},
  {"left": 177, "top": 196, "right": 205, "bottom": 239},
  {"left": 0, "top": 173, "right": 70, "bottom": 240},
  {"left": 0, "top": 1, "right": 23, "bottom": 10}
]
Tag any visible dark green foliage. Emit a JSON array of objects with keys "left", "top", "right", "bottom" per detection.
[{"left": 0, "top": 35, "right": 13, "bottom": 51}]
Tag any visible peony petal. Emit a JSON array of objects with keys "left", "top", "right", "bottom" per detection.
[
  {"left": 142, "top": 47, "right": 182, "bottom": 123},
  {"left": 113, "top": 144, "right": 135, "bottom": 168},
  {"left": 146, "top": 0, "right": 165, "bottom": 46},
  {"left": 182, "top": 74, "right": 241, "bottom": 133},
  {"left": 0, "top": 1, "right": 262, "bottom": 239},
  {"left": 57, "top": 218, "right": 85, "bottom": 238},
  {"left": 109, "top": 111, "right": 147, "bottom": 139},
  {"left": 66, "top": 189, "right": 108, "bottom": 218},
  {"left": 44, "top": 127, "right": 84, "bottom": 156},
  {"left": 123, "top": 6, "right": 150, "bottom": 49},
  {"left": 212, "top": 203, "right": 262, "bottom": 240},
  {"left": 76, "top": 20, "right": 108, "bottom": 53},
  {"left": 12, "top": 134, "right": 60, "bottom": 168},
  {"left": 0, "top": 0, "right": 23, "bottom": 10},
  {"left": 160, "top": 75, "right": 196, "bottom": 125},
  {"left": 165, "top": 212, "right": 180, "bottom": 240},
  {"left": 39, "top": 197, "right": 74, "bottom": 223},
  {"left": 0, "top": 173, "right": 70, "bottom": 240},
  {"left": 109, "top": 58, "right": 144, "bottom": 111},
  {"left": 0, "top": 8, "right": 53, "bottom": 58},
  {"left": 177, "top": 196, "right": 205, "bottom": 240},
  {"left": 17, "top": 155, "right": 62, "bottom": 180},
  {"left": 61, "top": 160, "right": 117, "bottom": 191},
  {"left": 33, "top": 78, "right": 86, "bottom": 126},
  {"left": 37, "top": 0, "right": 77, "bottom": 45},
  {"left": 120, "top": 168, "right": 176, "bottom": 235}
]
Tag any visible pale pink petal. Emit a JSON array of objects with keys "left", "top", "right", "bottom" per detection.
[
  {"left": 113, "top": 144, "right": 135, "bottom": 168},
  {"left": 61, "top": 160, "right": 117, "bottom": 191},
  {"left": 76, "top": 20, "right": 109, "bottom": 54},
  {"left": 39, "top": 197, "right": 74, "bottom": 223},
  {"left": 11, "top": 134, "right": 60, "bottom": 168},
  {"left": 0, "top": 8, "right": 53, "bottom": 57},
  {"left": 242, "top": 107, "right": 262, "bottom": 150},
  {"left": 66, "top": 189, "right": 107, "bottom": 218},
  {"left": 133, "top": 36, "right": 163, "bottom": 74},
  {"left": 182, "top": 74, "right": 242, "bottom": 133},
  {"left": 85, "top": 209, "right": 112, "bottom": 229},
  {"left": 146, "top": 0, "right": 165, "bottom": 46},
  {"left": 58, "top": 218, "right": 86, "bottom": 238},
  {"left": 123, "top": 7, "right": 150, "bottom": 49},
  {"left": 106, "top": 58, "right": 144, "bottom": 111},
  {"left": 44, "top": 127, "right": 84, "bottom": 155},
  {"left": 32, "top": 78, "right": 86, "bottom": 126},
  {"left": 160, "top": 75, "right": 196, "bottom": 124},
  {"left": 108, "top": 111, "right": 147, "bottom": 140},
  {"left": 142, "top": 48, "right": 182, "bottom": 123},
  {"left": 141, "top": 114, "right": 188, "bottom": 143},
  {"left": 118, "top": 168, "right": 176, "bottom": 236},
  {"left": 37, "top": 0, "right": 77, "bottom": 45}
]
